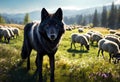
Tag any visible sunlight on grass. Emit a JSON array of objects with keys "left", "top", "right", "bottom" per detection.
[{"left": 0, "top": 25, "right": 120, "bottom": 82}]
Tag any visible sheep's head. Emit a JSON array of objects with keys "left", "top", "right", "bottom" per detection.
[
  {"left": 113, "top": 53, "right": 120, "bottom": 64},
  {"left": 113, "top": 53, "right": 120, "bottom": 58},
  {"left": 85, "top": 45, "right": 89, "bottom": 50}
]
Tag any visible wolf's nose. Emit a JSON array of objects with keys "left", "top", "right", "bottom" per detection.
[{"left": 51, "top": 35, "right": 55, "bottom": 40}]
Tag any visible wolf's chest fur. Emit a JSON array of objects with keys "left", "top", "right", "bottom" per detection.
[{"left": 26, "top": 23, "right": 57, "bottom": 54}]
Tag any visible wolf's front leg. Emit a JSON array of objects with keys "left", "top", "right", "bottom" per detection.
[
  {"left": 49, "top": 55, "right": 55, "bottom": 82},
  {"left": 36, "top": 53, "right": 43, "bottom": 82}
]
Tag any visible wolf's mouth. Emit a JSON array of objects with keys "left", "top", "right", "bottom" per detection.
[{"left": 49, "top": 34, "right": 57, "bottom": 41}]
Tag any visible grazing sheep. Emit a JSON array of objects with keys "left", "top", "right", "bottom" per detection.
[
  {"left": 12, "top": 28, "right": 20, "bottom": 38},
  {"left": 0, "top": 28, "right": 4, "bottom": 41},
  {"left": 109, "top": 29, "right": 116, "bottom": 34},
  {"left": 0, "top": 28, "right": 11, "bottom": 43},
  {"left": 98, "top": 39, "right": 120, "bottom": 62},
  {"left": 0, "top": 25, "right": 3, "bottom": 28},
  {"left": 87, "top": 30, "right": 94, "bottom": 36},
  {"left": 83, "top": 33, "right": 91, "bottom": 42},
  {"left": 105, "top": 34, "right": 119, "bottom": 39},
  {"left": 105, "top": 36, "right": 120, "bottom": 48},
  {"left": 71, "top": 33, "right": 79, "bottom": 49},
  {"left": 7, "top": 28, "right": 14, "bottom": 38},
  {"left": 115, "top": 32, "right": 120, "bottom": 37},
  {"left": 78, "top": 28, "right": 84, "bottom": 33},
  {"left": 91, "top": 32, "right": 103, "bottom": 45},
  {"left": 71, "top": 33, "right": 89, "bottom": 50}
]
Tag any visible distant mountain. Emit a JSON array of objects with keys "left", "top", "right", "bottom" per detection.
[{"left": 1, "top": 1, "right": 120, "bottom": 23}]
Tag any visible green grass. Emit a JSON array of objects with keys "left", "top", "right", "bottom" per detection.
[{"left": 0, "top": 26, "right": 120, "bottom": 82}]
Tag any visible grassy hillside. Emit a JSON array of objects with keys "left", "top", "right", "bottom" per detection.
[{"left": 0, "top": 25, "right": 120, "bottom": 82}]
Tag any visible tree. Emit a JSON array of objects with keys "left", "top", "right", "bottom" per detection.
[
  {"left": 24, "top": 13, "right": 30, "bottom": 24},
  {"left": 0, "top": 15, "right": 6, "bottom": 24},
  {"left": 82, "top": 18, "right": 86, "bottom": 26},
  {"left": 101, "top": 6, "right": 107, "bottom": 27},
  {"left": 76, "top": 15, "right": 83, "bottom": 25},
  {"left": 108, "top": 2, "right": 116, "bottom": 29},
  {"left": 117, "top": 6, "right": 120, "bottom": 28},
  {"left": 92, "top": 9, "right": 99, "bottom": 27},
  {"left": 114, "top": 6, "right": 118, "bottom": 27}
]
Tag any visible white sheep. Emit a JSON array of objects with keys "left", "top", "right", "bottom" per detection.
[
  {"left": 0, "top": 28, "right": 4, "bottom": 41},
  {"left": 71, "top": 33, "right": 89, "bottom": 50},
  {"left": 11, "top": 27, "right": 20, "bottom": 38},
  {"left": 105, "top": 34, "right": 119, "bottom": 39},
  {"left": 78, "top": 28, "right": 84, "bottom": 33},
  {"left": 83, "top": 33, "right": 91, "bottom": 42},
  {"left": 0, "top": 27, "right": 11, "bottom": 43},
  {"left": 7, "top": 27, "right": 14, "bottom": 38},
  {"left": 115, "top": 32, "right": 120, "bottom": 37},
  {"left": 87, "top": 30, "right": 95, "bottom": 36},
  {"left": 105, "top": 36, "right": 120, "bottom": 48},
  {"left": 0, "top": 25, "right": 3, "bottom": 28},
  {"left": 109, "top": 29, "right": 116, "bottom": 34},
  {"left": 98, "top": 39, "right": 120, "bottom": 62},
  {"left": 90, "top": 32, "right": 103, "bottom": 45}
]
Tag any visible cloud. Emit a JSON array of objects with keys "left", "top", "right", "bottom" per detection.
[
  {"left": 61, "top": 6, "right": 81, "bottom": 10},
  {"left": 114, "top": 0, "right": 120, "bottom": 4},
  {"left": 105, "top": 0, "right": 120, "bottom": 6}
]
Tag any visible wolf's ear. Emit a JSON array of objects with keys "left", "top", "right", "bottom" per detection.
[
  {"left": 41, "top": 8, "right": 49, "bottom": 21},
  {"left": 54, "top": 8, "right": 63, "bottom": 21}
]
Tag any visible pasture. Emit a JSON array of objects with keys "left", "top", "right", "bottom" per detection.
[{"left": 0, "top": 24, "right": 120, "bottom": 82}]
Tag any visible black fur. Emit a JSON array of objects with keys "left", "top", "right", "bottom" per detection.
[{"left": 21, "top": 8, "right": 65, "bottom": 82}]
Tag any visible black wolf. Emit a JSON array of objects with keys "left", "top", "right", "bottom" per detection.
[{"left": 21, "top": 8, "right": 65, "bottom": 82}]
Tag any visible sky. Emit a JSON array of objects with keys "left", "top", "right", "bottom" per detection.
[{"left": 0, "top": 0, "right": 115, "bottom": 14}]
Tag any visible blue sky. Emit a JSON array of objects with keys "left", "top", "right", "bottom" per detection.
[{"left": 0, "top": 0, "right": 115, "bottom": 13}]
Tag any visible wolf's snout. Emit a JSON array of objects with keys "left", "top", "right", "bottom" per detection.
[{"left": 50, "top": 35, "right": 56, "bottom": 40}]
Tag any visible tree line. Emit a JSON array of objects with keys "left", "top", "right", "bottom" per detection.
[
  {"left": 95, "top": 2, "right": 120, "bottom": 29},
  {"left": 64, "top": 3, "right": 120, "bottom": 29},
  {"left": 0, "top": 13, "right": 30, "bottom": 25},
  {"left": 0, "top": 2, "right": 120, "bottom": 29}
]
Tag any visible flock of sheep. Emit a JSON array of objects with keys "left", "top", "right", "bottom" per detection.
[
  {"left": 70, "top": 27, "right": 120, "bottom": 63},
  {"left": 0, "top": 25, "right": 20, "bottom": 43}
]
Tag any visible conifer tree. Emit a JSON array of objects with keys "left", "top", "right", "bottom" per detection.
[
  {"left": 117, "top": 6, "right": 120, "bottom": 28},
  {"left": 24, "top": 13, "right": 30, "bottom": 24},
  {"left": 93, "top": 9, "right": 99, "bottom": 27},
  {"left": 108, "top": 2, "right": 115, "bottom": 29},
  {"left": 101, "top": 6, "right": 107, "bottom": 27},
  {"left": 0, "top": 15, "right": 6, "bottom": 24}
]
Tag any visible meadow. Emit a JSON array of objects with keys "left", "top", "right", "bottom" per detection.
[{"left": 0, "top": 24, "right": 120, "bottom": 82}]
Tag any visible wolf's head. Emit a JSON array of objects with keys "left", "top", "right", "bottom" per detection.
[{"left": 39, "top": 8, "right": 65, "bottom": 41}]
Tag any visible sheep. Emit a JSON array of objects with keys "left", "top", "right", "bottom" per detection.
[
  {"left": 0, "top": 25, "right": 3, "bottom": 28},
  {"left": 115, "top": 32, "right": 120, "bottom": 37},
  {"left": 0, "top": 27, "right": 11, "bottom": 43},
  {"left": 109, "top": 29, "right": 116, "bottom": 34},
  {"left": 83, "top": 33, "right": 91, "bottom": 42},
  {"left": 71, "top": 33, "right": 79, "bottom": 49},
  {"left": 90, "top": 32, "right": 103, "bottom": 45},
  {"left": 0, "top": 28, "right": 4, "bottom": 41},
  {"left": 7, "top": 27, "right": 14, "bottom": 38},
  {"left": 71, "top": 33, "right": 89, "bottom": 50},
  {"left": 78, "top": 28, "right": 84, "bottom": 33},
  {"left": 11, "top": 27, "right": 20, "bottom": 38},
  {"left": 105, "top": 36, "right": 120, "bottom": 48},
  {"left": 87, "top": 30, "right": 94, "bottom": 36},
  {"left": 105, "top": 34, "right": 119, "bottom": 39},
  {"left": 98, "top": 39, "right": 120, "bottom": 63}
]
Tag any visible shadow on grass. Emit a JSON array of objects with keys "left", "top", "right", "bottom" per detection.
[
  {"left": 6, "top": 60, "right": 49, "bottom": 82},
  {"left": 67, "top": 48, "right": 89, "bottom": 54},
  {"left": 91, "top": 44, "right": 98, "bottom": 48},
  {"left": 67, "top": 48, "right": 89, "bottom": 57}
]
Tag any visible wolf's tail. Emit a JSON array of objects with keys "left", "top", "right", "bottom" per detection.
[{"left": 21, "top": 23, "right": 32, "bottom": 59}]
